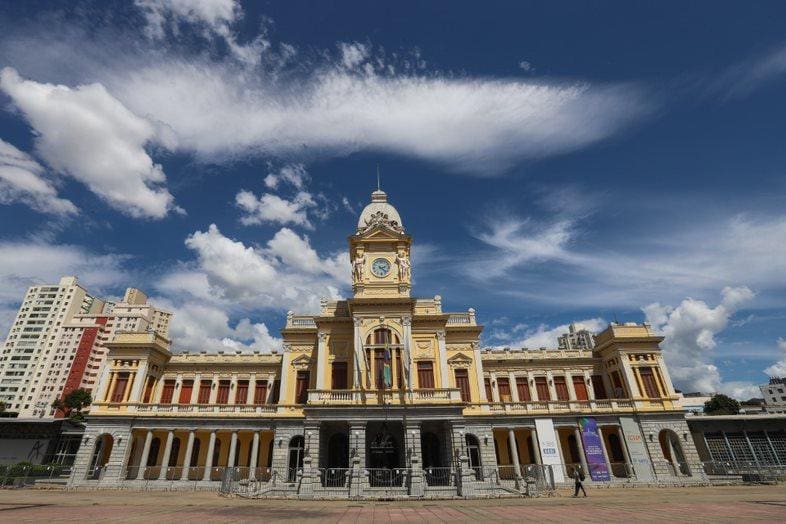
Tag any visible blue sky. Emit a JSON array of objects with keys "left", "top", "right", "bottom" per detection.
[{"left": 1, "top": 0, "right": 786, "bottom": 399}]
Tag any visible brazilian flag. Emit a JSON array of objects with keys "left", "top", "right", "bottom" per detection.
[{"left": 383, "top": 348, "right": 393, "bottom": 388}]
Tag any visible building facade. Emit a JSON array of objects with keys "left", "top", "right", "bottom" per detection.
[
  {"left": 0, "top": 276, "right": 102, "bottom": 416},
  {"left": 70, "top": 188, "right": 706, "bottom": 497},
  {"left": 761, "top": 377, "right": 786, "bottom": 414}
]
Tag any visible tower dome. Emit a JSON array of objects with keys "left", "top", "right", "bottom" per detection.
[{"left": 357, "top": 189, "right": 404, "bottom": 232}]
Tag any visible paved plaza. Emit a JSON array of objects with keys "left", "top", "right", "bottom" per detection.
[{"left": 0, "top": 485, "right": 784, "bottom": 523}]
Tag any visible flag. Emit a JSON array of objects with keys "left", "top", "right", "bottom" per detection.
[{"left": 383, "top": 348, "right": 392, "bottom": 388}]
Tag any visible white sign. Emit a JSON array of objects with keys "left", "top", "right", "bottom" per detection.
[
  {"left": 619, "top": 416, "right": 655, "bottom": 482},
  {"left": 535, "top": 418, "right": 564, "bottom": 483}
]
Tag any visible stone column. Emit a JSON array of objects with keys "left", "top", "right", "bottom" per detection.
[
  {"left": 95, "top": 365, "right": 113, "bottom": 403},
  {"left": 182, "top": 430, "right": 195, "bottom": 478},
  {"left": 530, "top": 430, "right": 542, "bottom": 465},
  {"left": 203, "top": 430, "right": 217, "bottom": 481},
  {"left": 473, "top": 342, "right": 487, "bottom": 403},
  {"left": 565, "top": 372, "right": 577, "bottom": 400},
  {"left": 122, "top": 370, "right": 134, "bottom": 403},
  {"left": 584, "top": 371, "right": 595, "bottom": 400},
  {"left": 547, "top": 372, "right": 558, "bottom": 402},
  {"left": 436, "top": 330, "right": 449, "bottom": 389},
  {"left": 228, "top": 431, "right": 239, "bottom": 468},
  {"left": 666, "top": 434, "right": 679, "bottom": 475},
  {"left": 208, "top": 375, "right": 218, "bottom": 404},
  {"left": 248, "top": 374, "right": 256, "bottom": 404},
  {"left": 507, "top": 428, "right": 523, "bottom": 487},
  {"left": 158, "top": 430, "right": 175, "bottom": 480},
  {"left": 509, "top": 373, "right": 519, "bottom": 402},
  {"left": 616, "top": 425, "right": 633, "bottom": 475},
  {"left": 405, "top": 422, "right": 423, "bottom": 497},
  {"left": 249, "top": 431, "right": 260, "bottom": 479},
  {"left": 129, "top": 361, "right": 149, "bottom": 403},
  {"left": 191, "top": 373, "right": 201, "bottom": 404},
  {"left": 228, "top": 375, "right": 238, "bottom": 404},
  {"left": 136, "top": 430, "right": 153, "bottom": 480},
  {"left": 316, "top": 332, "right": 328, "bottom": 389},
  {"left": 490, "top": 373, "right": 500, "bottom": 402},
  {"left": 352, "top": 317, "right": 365, "bottom": 389},
  {"left": 573, "top": 425, "right": 589, "bottom": 479}
]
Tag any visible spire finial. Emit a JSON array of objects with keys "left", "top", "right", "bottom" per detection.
[{"left": 376, "top": 163, "right": 381, "bottom": 191}]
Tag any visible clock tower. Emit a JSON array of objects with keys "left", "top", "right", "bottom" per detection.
[{"left": 350, "top": 188, "right": 412, "bottom": 298}]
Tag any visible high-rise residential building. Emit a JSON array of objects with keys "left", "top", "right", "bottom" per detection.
[
  {"left": 557, "top": 322, "right": 595, "bottom": 351},
  {"left": 760, "top": 377, "right": 786, "bottom": 414},
  {"left": 37, "top": 287, "right": 171, "bottom": 418},
  {"left": 0, "top": 279, "right": 171, "bottom": 418},
  {"left": 0, "top": 276, "right": 101, "bottom": 414}
]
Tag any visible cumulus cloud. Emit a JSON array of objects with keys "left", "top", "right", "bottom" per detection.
[
  {"left": 0, "top": 138, "right": 77, "bottom": 216},
  {"left": 764, "top": 337, "right": 786, "bottom": 377},
  {"left": 643, "top": 286, "right": 755, "bottom": 395},
  {"left": 0, "top": 68, "right": 178, "bottom": 219},
  {"left": 156, "top": 301, "right": 282, "bottom": 353},
  {"left": 491, "top": 318, "right": 606, "bottom": 350},
  {"left": 0, "top": 240, "right": 129, "bottom": 336},
  {"left": 235, "top": 190, "right": 316, "bottom": 228},
  {"left": 172, "top": 223, "right": 348, "bottom": 313}
]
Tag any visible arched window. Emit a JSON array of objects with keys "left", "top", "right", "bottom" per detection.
[
  {"left": 87, "top": 434, "right": 114, "bottom": 480},
  {"left": 466, "top": 434, "right": 482, "bottom": 479},
  {"left": 366, "top": 328, "right": 400, "bottom": 345},
  {"left": 287, "top": 436, "right": 305, "bottom": 482}
]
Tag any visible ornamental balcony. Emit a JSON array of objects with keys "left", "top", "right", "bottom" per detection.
[
  {"left": 306, "top": 388, "right": 463, "bottom": 405},
  {"left": 466, "top": 397, "right": 672, "bottom": 415},
  {"left": 92, "top": 401, "right": 281, "bottom": 416}
]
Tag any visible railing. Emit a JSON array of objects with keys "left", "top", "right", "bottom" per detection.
[
  {"left": 702, "top": 461, "right": 786, "bottom": 480},
  {"left": 319, "top": 468, "right": 351, "bottom": 488},
  {"left": 447, "top": 313, "right": 474, "bottom": 325},
  {"left": 93, "top": 402, "right": 279, "bottom": 414},
  {"left": 286, "top": 316, "right": 317, "bottom": 328},
  {"left": 424, "top": 467, "right": 455, "bottom": 487},
  {"left": 367, "top": 468, "right": 406, "bottom": 487},
  {"left": 472, "top": 398, "right": 667, "bottom": 414},
  {"left": 306, "top": 388, "right": 462, "bottom": 405}
]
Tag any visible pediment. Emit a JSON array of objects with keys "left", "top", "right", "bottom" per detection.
[
  {"left": 447, "top": 352, "right": 473, "bottom": 368},
  {"left": 357, "top": 224, "right": 408, "bottom": 241}
]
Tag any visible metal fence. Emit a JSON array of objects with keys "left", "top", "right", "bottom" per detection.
[
  {"left": 424, "top": 467, "right": 456, "bottom": 487},
  {"left": 702, "top": 461, "right": 786, "bottom": 481}
]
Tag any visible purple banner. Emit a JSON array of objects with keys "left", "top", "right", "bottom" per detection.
[{"left": 579, "top": 417, "right": 611, "bottom": 481}]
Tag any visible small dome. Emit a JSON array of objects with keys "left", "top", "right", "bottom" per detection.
[{"left": 357, "top": 189, "right": 404, "bottom": 232}]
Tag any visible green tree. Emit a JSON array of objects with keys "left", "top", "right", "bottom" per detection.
[
  {"left": 703, "top": 393, "right": 740, "bottom": 415},
  {"left": 51, "top": 388, "right": 92, "bottom": 421},
  {"left": 0, "top": 400, "right": 6, "bottom": 414}
]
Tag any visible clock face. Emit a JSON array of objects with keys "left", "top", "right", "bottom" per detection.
[{"left": 371, "top": 258, "right": 391, "bottom": 277}]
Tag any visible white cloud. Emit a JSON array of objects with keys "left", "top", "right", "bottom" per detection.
[
  {"left": 491, "top": 318, "right": 606, "bottom": 350},
  {"left": 643, "top": 286, "right": 755, "bottom": 395},
  {"left": 264, "top": 164, "right": 308, "bottom": 190},
  {"left": 135, "top": 0, "right": 269, "bottom": 66},
  {"left": 0, "top": 138, "right": 77, "bottom": 216},
  {"left": 235, "top": 190, "right": 316, "bottom": 228},
  {"left": 174, "top": 223, "right": 348, "bottom": 313},
  {"left": 764, "top": 337, "right": 786, "bottom": 377},
  {"left": 0, "top": 68, "right": 178, "bottom": 219},
  {"left": 0, "top": 240, "right": 128, "bottom": 336},
  {"left": 156, "top": 301, "right": 281, "bottom": 353},
  {"left": 518, "top": 61, "right": 534, "bottom": 72}
]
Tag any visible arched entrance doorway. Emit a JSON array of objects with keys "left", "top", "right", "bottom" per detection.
[
  {"left": 659, "top": 429, "right": 690, "bottom": 476},
  {"left": 466, "top": 434, "right": 483, "bottom": 479},
  {"left": 87, "top": 434, "right": 114, "bottom": 479},
  {"left": 323, "top": 432, "right": 349, "bottom": 487},
  {"left": 368, "top": 425, "right": 400, "bottom": 486},
  {"left": 287, "top": 435, "right": 305, "bottom": 482}
]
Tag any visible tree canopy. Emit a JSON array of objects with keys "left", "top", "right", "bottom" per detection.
[
  {"left": 51, "top": 388, "right": 92, "bottom": 421},
  {"left": 703, "top": 393, "right": 740, "bottom": 415}
]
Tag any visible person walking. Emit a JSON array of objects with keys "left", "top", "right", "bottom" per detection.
[{"left": 573, "top": 466, "right": 587, "bottom": 497}]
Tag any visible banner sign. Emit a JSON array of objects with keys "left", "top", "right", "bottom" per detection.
[
  {"left": 579, "top": 417, "right": 611, "bottom": 481},
  {"left": 534, "top": 418, "right": 564, "bottom": 483},
  {"left": 619, "top": 416, "right": 655, "bottom": 481}
]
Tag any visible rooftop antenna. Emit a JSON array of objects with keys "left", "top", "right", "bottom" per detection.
[{"left": 376, "top": 163, "right": 381, "bottom": 191}]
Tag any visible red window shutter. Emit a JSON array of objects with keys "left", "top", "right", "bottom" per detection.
[
  {"left": 554, "top": 376, "right": 569, "bottom": 401},
  {"left": 217, "top": 380, "right": 230, "bottom": 404},
  {"left": 498, "top": 377, "right": 511, "bottom": 402},
  {"left": 516, "top": 379, "right": 531, "bottom": 401},
  {"left": 417, "top": 361, "right": 434, "bottom": 389},
  {"left": 295, "top": 371, "right": 309, "bottom": 404},
  {"left": 198, "top": 381, "right": 211, "bottom": 403},
  {"left": 236, "top": 381, "right": 249, "bottom": 404},
  {"left": 110, "top": 373, "right": 129, "bottom": 402},
  {"left": 143, "top": 376, "right": 156, "bottom": 403},
  {"left": 484, "top": 378, "right": 493, "bottom": 401},
  {"left": 535, "top": 377, "right": 551, "bottom": 401},
  {"left": 331, "top": 362, "right": 348, "bottom": 390},
  {"left": 572, "top": 376, "right": 588, "bottom": 400},
  {"left": 271, "top": 380, "right": 281, "bottom": 404},
  {"left": 639, "top": 367, "right": 660, "bottom": 398},
  {"left": 454, "top": 369, "right": 471, "bottom": 402},
  {"left": 178, "top": 380, "right": 193, "bottom": 404},
  {"left": 254, "top": 382, "right": 268, "bottom": 404},
  {"left": 161, "top": 380, "right": 176, "bottom": 404}
]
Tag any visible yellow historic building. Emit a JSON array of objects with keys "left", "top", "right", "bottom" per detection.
[{"left": 70, "top": 188, "right": 704, "bottom": 497}]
